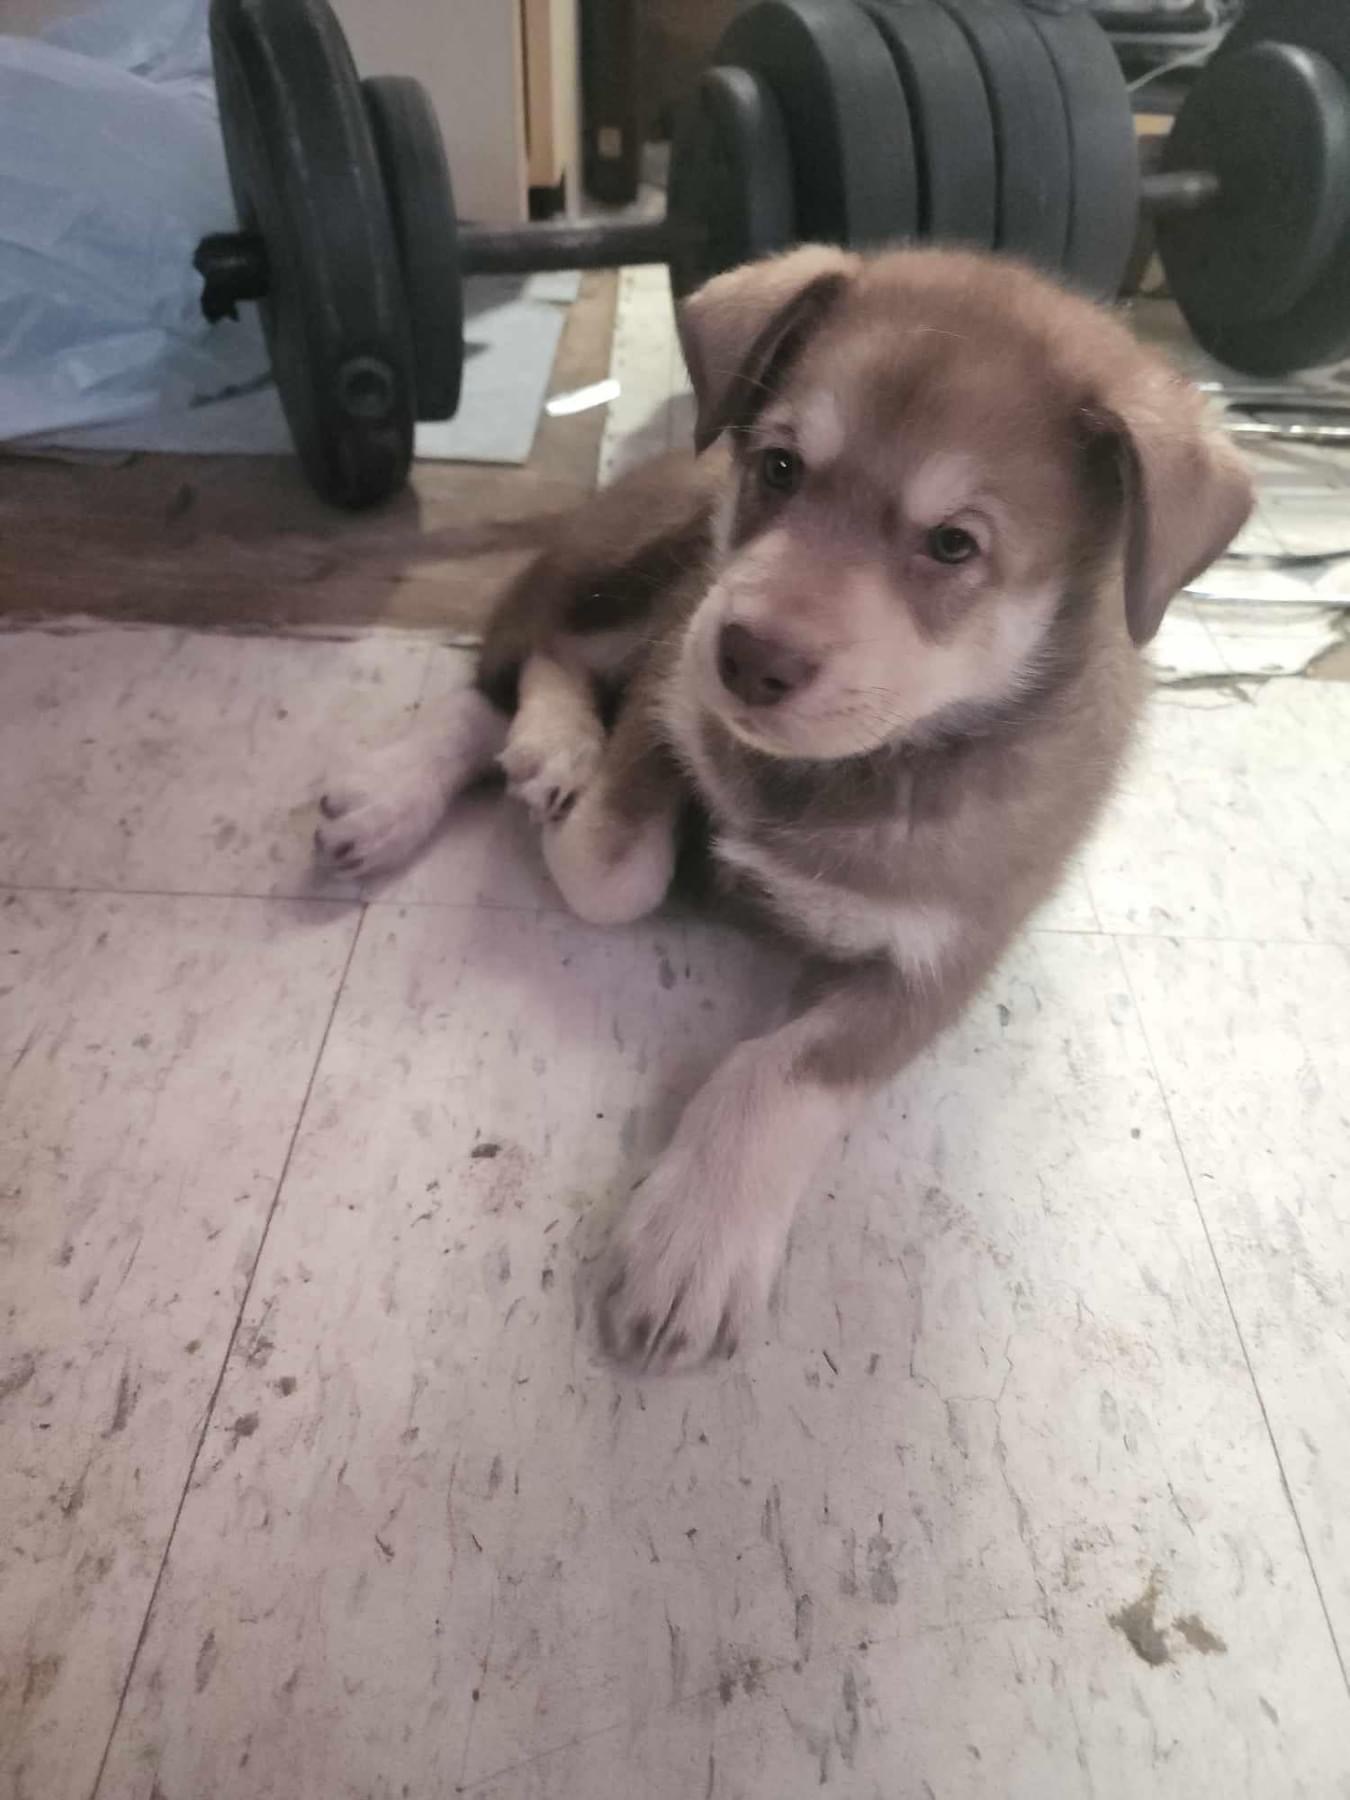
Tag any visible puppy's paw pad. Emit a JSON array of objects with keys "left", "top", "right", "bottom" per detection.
[{"left": 499, "top": 731, "right": 603, "bottom": 825}]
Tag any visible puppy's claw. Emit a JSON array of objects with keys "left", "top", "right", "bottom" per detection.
[
  {"left": 312, "top": 775, "right": 450, "bottom": 878},
  {"left": 596, "top": 1274, "right": 625, "bottom": 1362},
  {"left": 498, "top": 729, "right": 603, "bottom": 827},
  {"left": 544, "top": 785, "right": 580, "bottom": 823},
  {"left": 598, "top": 1150, "right": 782, "bottom": 1373},
  {"left": 597, "top": 1234, "right": 748, "bottom": 1374},
  {"left": 643, "top": 1286, "right": 689, "bottom": 1370}
]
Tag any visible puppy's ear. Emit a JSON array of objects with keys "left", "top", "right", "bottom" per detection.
[
  {"left": 678, "top": 246, "right": 859, "bottom": 453},
  {"left": 1092, "top": 364, "right": 1252, "bottom": 645}
]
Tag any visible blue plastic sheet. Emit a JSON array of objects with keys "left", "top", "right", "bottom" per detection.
[
  {"left": 0, "top": 0, "right": 269, "bottom": 444},
  {"left": 42, "top": 0, "right": 211, "bottom": 80}
]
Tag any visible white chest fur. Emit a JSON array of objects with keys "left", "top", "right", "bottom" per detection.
[
  {"left": 715, "top": 833, "right": 961, "bottom": 979},
  {"left": 661, "top": 657, "right": 962, "bottom": 979}
]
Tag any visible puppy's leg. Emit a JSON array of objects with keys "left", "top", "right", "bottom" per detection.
[
  {"left": 497, "top": 654, "right": 606, "bottom": 824},
  {"left": 599, "top": 956, "right": 974, "bottom": 1372},
  {"left": 542, "top": 783, "right": 679, "bottom": 927},
  {"left": 538, "top": 689, "right": 683, "bottom": 926},
  {"left": 315, "top": 686, "right": 507, "bottom": 878}
]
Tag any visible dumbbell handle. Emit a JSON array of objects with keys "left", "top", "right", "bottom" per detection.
[
  {"left": 1139, "top": 170, "right": 1222, "bottom": 215},
  {"left": 518, "top": 175, "right": 1222, "bottom": 252},
  {"left": 195, "top": 232, "right": 270, "bottom": 322},
  {"left": 483, "top": 170, "right": 1221, "bottom": 255},
  {"left": 461, "top": 216, "right": 697, "bottom": 274},
  {"left": 196, "top": 167, "right": 1216, "bottom": 323},
  {"left": 196, "top": 216, "right": 698, "bottom": 321}
]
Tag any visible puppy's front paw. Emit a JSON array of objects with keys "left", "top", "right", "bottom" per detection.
[
  {"left": 498, "top": 725, "right": 603, "bottom": 825},
  {"left": 597, "top": 1153, "right": 783, "bottom": 1374}
]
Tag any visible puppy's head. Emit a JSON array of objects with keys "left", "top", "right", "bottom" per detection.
[{"left": 677, "top": 246, "right": 1251, "bottom": 760}]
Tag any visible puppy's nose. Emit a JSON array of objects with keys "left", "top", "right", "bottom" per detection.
[{"left": 717, "top": 622, "right": 817, "bottom": 708}]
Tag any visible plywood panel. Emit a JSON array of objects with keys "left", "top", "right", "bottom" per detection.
[{"left": 524, "top": 0, "right": 579, "bottom": 191}]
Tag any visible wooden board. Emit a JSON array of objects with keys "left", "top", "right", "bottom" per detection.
[
  {"left": 523, "top": 0, "right": 579, "bottom": 192},
  {"left": 0, "top": 273, "right": 618, "bottom": 639}
]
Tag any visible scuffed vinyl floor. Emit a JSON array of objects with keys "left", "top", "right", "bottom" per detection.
[{"left": 2, "top": 274, "right": 1349, "bottom": 1799}]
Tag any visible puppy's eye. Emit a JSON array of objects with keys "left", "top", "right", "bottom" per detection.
[
  {"left": 926, "top": 523, "right": 979, "bottom": 565},
  {"left": 758, "top": 447, "right": 802, "bottom": 496}
]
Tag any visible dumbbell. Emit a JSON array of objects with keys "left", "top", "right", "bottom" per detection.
[
  {"left": 195, "top": 0, "right": 1350, "bottom": 512},
  {"left": 686, "top": 0, "right": 1350, "bottom": 368},
  {"left": 195, "top": 0, "right": 792, "bottom": 510},
  {"left": 1147, "top": 0, "right": 1350, "bottom": 379}
]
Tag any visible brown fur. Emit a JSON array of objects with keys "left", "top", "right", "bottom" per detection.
[
  {"left": 475, "top": 450, "right": 724, "bottom": 715},
  {"left": 477, "top": 246, "right": 1247, "bottom": 1005}
]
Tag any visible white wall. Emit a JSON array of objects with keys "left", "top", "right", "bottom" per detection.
[
  {"left": 3, "top": 0, "right": 534, "bottom": 223},
  {"left": 331, "top": 0, "right": 529, "bottom": 223}
]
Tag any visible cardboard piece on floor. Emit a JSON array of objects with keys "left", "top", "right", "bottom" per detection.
[{"left": 414, "top": 274, "right": 576, "bottom": 465}]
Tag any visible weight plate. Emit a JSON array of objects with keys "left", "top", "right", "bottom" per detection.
[
  {"left": 715, "top": 0, "right": 919, "bottom": 251},
  {"left": 362, "top": 76, "right": 463, "bottom": 420},
  {"left": 1185, "top": 0, "right": 1350, "bottom": 374},
  {"left": 929, "top": 0, "right": 1071, "bottom": 270},
  {"left": 859, "top": 0, "right": 996, "bottom": 247},
  {"left": 1224, "top": 0, "right": 1350, "bottom": 64},
  {"left": 1022, "top": 0, "right": 1137, "bottom": 297},
  {"left": 668, "top": 64, "right": 797, "bottom": 298},
  {"left": 1159, "top": 44, "right": 1350, "bottom": 334},
  {"left": 209, "top": 0, "right": 414, "bottom": 508}
]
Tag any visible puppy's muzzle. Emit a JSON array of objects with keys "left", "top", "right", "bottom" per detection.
[{"left": 717, "top": 622, "right": 818, "bottom": 709}]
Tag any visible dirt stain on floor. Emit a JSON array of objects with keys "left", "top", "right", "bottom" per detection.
[
  {"left": 1110, "top": 1572, "right": 1229, "bottom": 1667},
  {"left": 1174, "top": 1611, "right": 1228, "bottom": 1655},
  {"left": 1110, "top": 1573, "right": 1171, "bottom": 1666}
]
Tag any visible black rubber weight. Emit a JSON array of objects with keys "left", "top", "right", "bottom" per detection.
[
  {"left": 715, "top": 0, "right": 919, "bottom": 250},
  {"left": 210, "top": 0, "right": 414, "bottom": 508},
  {"left": 859, "top": 0, "right": 996, "bottom": 247},
  {"left": 362, "top": 76, "right": 463, "bottom": 420},
  {"left": 929, "top": 0, "right": 1071, "bottom": 271},
  {"left": 668, "top": 64, "right": 797, "bottom": 297},
  {"left": 1188, "top": 0, "right": 1350, "bottom": 374},
  {"left": 1159, "top": 44, "right": 1350, "bottom": 334},
  {"left": 1021, "top": 0, "right": 1137, "bottom": 297}
]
